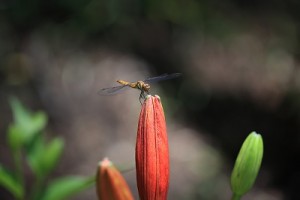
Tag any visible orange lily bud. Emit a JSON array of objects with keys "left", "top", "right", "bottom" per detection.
[
  {"left": 136, "top": 95, "right": 170, "bottom": 200},
  {"left": 96, "top": 158, "right": 134, "bottom": 200}
]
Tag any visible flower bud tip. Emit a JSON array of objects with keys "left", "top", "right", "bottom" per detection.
[{"left": 99, "top": 157, "right": 112, "bottom": 167}]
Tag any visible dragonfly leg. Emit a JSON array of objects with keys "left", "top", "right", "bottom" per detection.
[
  {"left": 139, "top": 91, "right": 144, "bottom": 104},
  {"left": 139, "top": 96, "right": 142, "bottom": 104},
  {"left": 139, "top": 90, "right": 149, "bottom": 104}
]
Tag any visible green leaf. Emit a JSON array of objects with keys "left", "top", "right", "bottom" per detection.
[
  {"left": 26, "top": 135, "right": 45, "bottom": 178},
  {"left": 0, "top": 164, "right": 24, "bottom": 198},
  {"left": 41, "top": 138, "right": 64, "bottom": 176},
  {"left": 230, "top": 131, "right": 264, "bottom": 197},
  {"left": 40, "top": 176, "right": 95, "bottom": 200},
  {"left": 10, "top": 97, "right": 30, "bottom": 125},
  {"left": 7, "top": 125, "right": 25, "bottom": 151},
  {"left": 9, "top": 97, "right": 47, "bottom": 143},
  {"left": 26, "top": 137, "right": 64, "bottom": 179},
  {"left": 29, "top": 111, "right": 47, "bottom": 137}
]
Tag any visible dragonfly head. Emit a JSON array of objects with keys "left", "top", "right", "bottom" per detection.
[{"left": 143, "top": 83, "right": 150, "bottom": 92}]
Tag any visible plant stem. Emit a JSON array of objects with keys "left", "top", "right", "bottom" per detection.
[
  {"left": 30, "top": 176, "right": 45, "bottom": 200},
  {"left": 231, "top": 193, "right": 242, "bottom": 200},
  {"left": 14, "top": 150, "right": 24, "bottom": 200}
]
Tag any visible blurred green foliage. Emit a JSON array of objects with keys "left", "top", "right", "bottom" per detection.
[
  {"left": 0, "top": 0, "right": 236, "bottom": 35},
  {"left": 0, "top": 97, "right": 94, "bottom": 200}
]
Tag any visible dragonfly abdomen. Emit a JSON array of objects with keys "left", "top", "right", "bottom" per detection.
[
  {"left": 117, "top": 80, "right": 130, "bottom": 86},
  {"left": 117, "top": 80, "right": 139, "bottom": 89}
]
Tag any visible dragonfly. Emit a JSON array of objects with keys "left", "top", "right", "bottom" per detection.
[{"left": 98, "top": 73, "right": 181, "bottom": 103}]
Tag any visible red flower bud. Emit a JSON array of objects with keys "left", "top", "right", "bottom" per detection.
[
  {"left": 96, "top": 158, "right": 134, "bottom": 200},
  {"left": 135, "top": 95, "right": 170, "bottom": 200}
]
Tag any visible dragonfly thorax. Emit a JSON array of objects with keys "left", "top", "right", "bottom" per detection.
[{"left": 136, "top": 81, "right": 150, "bottom": 92}]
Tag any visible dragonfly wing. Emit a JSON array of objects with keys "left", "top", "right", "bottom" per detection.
[
  {"left": 97, "top": 85, "right": 128, "bottom": 95},
  {"left": 144, "top": 73, "right": 182, "bottom": 84}
]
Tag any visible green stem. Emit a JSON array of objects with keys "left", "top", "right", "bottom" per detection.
[
  {"left": 29, "top": 176, "right": 45, "bottom": 200},
  {"left": 231, "top": 193, "right": 242, "bottom": 200},
  {"left": 13, "top": 150, "right": 24, "bottom": 200}
]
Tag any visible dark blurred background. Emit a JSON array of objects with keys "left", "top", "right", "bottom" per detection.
[{"left": 1, "top": 0, "right": 300, "bottom": 199}]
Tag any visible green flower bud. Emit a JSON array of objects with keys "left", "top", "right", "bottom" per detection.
[{"left": 230, "top": 131, "right": 264, "bottom": 199}]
